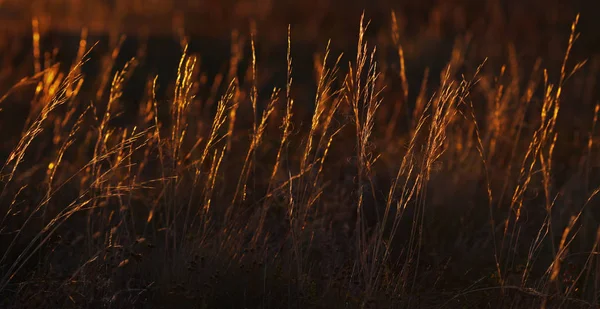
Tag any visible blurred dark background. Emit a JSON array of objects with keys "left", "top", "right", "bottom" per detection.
[{"left": 1, "top": 0, "right": 599, "bottom": 50}]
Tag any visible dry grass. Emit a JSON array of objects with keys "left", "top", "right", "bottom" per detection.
[{"left": 0, "top": 1, "right": 600, "bottom": 308}]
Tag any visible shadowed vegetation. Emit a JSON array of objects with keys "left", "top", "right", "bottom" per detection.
[{"left": 1, "top": 1, "right": 600, "bottom": 308}]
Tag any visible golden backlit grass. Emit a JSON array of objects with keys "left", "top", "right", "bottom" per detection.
[{"left": 0, "top": 9, "right": 598, "bottom": 309}]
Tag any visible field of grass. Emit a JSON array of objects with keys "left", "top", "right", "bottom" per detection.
[{"left": 1, "top": 1, "right": 600, "bottom": 308}]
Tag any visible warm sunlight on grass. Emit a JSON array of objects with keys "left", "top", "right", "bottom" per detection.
[{"left": 0, "top": 1, "right": 600, "bottom": 308}]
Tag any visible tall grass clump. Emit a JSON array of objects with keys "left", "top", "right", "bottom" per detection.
[{"left": 0, "top": 7, "right": 599, "bottom": 309}]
